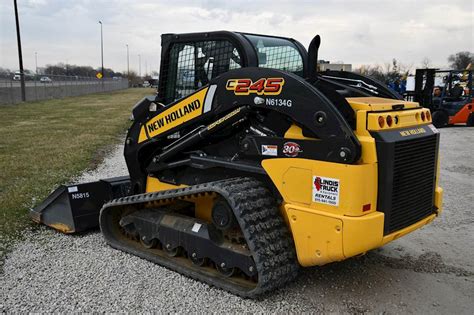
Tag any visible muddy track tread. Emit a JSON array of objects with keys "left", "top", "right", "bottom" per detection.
[{"left": 100, "top": 177, "right": 299, "bottom": 297}]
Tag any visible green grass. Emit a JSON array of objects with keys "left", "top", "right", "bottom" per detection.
[{"left": 0, "top": 88, "right": 153, "bottom": 241}]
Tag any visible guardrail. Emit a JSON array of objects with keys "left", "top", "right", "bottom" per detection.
[{"left": 0, "top": 74, "right": 129, "bottom": 105}]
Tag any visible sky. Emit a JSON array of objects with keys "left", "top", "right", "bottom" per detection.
[{"left": 1, "top": 0, "right": 473, "bottom": 74}]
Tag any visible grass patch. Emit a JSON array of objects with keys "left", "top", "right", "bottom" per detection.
[{"left": 0, "top": 88, "right": 153, "bottom": 245}]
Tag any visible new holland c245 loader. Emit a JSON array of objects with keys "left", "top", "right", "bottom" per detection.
[{"left": 31, "top": 31, "right": 443, "bottom": 297}]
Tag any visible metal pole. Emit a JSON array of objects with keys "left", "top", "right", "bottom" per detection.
[
  {"left": 10, "top": 78, "right": 14, "bottom": 104},
  {"left": 14, "top": 0, "right": 26, "bottom": 102},
  {"left": 138, "top": 54, "right": 141, "bottom": 78},
  {"left": 126, "top": 44, "right": 129, "bottom": 77},
  {"left": 35, "top": 51, "right": 38, "bottom": 100},
  {"left": 99, "top": 21, "right": 104, "bottom": 77},
  {"left": 34, "top": 75, "right": 37, "bottom": 101}
]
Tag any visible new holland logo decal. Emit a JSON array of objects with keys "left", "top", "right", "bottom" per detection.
[
  {"left": 139, "top": 88, "right": 208, "bottom": 142},
  {"left": 399, "top": 127, "right": 426, "bottom": 137},
  {"left": 147, "top": 99, "right": 201, "bottom": 134}
]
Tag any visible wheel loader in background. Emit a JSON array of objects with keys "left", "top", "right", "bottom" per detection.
[{"left": 31, "top": 31, "right": 443, "bottom": 297}]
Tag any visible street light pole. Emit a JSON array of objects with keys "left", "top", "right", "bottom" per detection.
[
  {"left": 138, "top": 54, "right": 141, "bottom": 78},
  {"left": 126, "top": 44, "right": 129, "bottom": 77},
  {"left": 13, "top": 0, "right": 26, "bottom": 102},
  {"left": 99, "top": 21, "right": 104, "bottom": 78},
  {"left": 35, "top": 52, "right": 38, "bottom": 74}
]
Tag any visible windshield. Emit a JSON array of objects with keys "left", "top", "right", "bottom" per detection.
[{"left": 244, "top": 34, "right": 304, "bottom": 76}]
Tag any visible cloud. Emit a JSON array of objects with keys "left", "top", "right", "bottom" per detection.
[{"left": 1, "top": 0, "right": 472, "bottom": 73}]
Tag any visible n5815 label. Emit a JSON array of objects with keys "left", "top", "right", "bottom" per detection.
[{"left": 71, "top": 192, "right": 90, "bottom": 200}]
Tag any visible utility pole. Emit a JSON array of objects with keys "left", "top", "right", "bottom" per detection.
[
  {"left": 126, "top": 44, "right": 129, "bottom": 77},
  {"left": 14, "top": 0, "right": 26, "bottom": 101},
  {"left": 99, "top": 21, "right": 104, "bottom": 78},
  {"left": 145, "top": 60, "right": 147, "bottom": 77},
  {"left": 35, "top": 52, "right": 38, "bottom": 74},
  {"left": 138, "top": 54, "right": 141, "bottom": 78}
]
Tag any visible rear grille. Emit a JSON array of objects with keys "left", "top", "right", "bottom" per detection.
[
  {"left": 373, "top": 130, "right": 439, "bottom": 235},
  {"left": 389, "top": 136, "right": 437, "bottom": 233}
]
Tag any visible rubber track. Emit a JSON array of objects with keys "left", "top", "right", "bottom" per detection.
[{"left": 99, "top": 177, "right": 299, "bottom": 297}]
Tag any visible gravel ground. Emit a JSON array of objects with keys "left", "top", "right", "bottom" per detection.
[{"left": 1, "top": 127, "right": 474, "bottom": 313}]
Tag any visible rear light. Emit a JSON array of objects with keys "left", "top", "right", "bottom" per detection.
[
  {"left": 386, "top": 115, "right": 393, "bottom": 127},
  {"left": 415, "top": 112, "right": 420, "bottom": 121},
  {"left": 378, "top": 116, "right": 385, "bottom": 128},
  {"left": 421, "top": 111, "right": 426, "bottom": 121},
  {"left": 426, "top": 111, "right": 431, "bottom": 121},
  {"left": 362, "top": 204, "right": 371, "bottom": 212},
  {"left": 394, "top": 115, "right": 399, "bottom": 125}
]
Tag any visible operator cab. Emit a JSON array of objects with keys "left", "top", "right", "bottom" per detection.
[
  {"left": 157, "top": 31, "right": 400, "bottom": 106},
  {"left": 158, "top": 32, "right": 306, "bottom": 104}
]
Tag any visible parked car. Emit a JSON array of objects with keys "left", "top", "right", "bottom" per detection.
[{"left": 40, "top": 76, "right": 53, "bottom": 83}]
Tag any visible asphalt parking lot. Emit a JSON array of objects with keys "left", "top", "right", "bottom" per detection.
[{"left": 1, "top": 127, "right": 473, "bottom": 313}]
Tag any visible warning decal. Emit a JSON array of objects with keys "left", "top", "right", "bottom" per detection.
[
  {"left": 261, "top": 144, "right": 278, "bottom": 156},
  {"left": 312, "top": 176, "right": 340, "bottom": 206}
]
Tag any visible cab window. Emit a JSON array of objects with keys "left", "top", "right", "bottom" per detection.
[
  {"left": 244, "top": 34, "right": 304, "bottom": 76},
  {"left": 163, "top": 40, "right": 242, "bottom": 102}
]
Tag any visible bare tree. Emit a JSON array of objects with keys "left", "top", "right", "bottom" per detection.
[
  {"left": 354, "top": 64, "right": 386, "bottom": 83},
  {"left": 126, "top": 70, "right": 141, "bottom": 86},
  {"left": 448, "top": 51, "right": 474, "bottom": 70},
  {"left": 0, "top": 67, "right": 12, "bottom": 78},
  {"left": 421, "top": 57, "right": 432, "bottom": 68},
  {"left": 355, "top": 58, "right": 412, "bottom": 83},
  {"left": 398, "top": 61, "right": 413, "bottom": 79}
]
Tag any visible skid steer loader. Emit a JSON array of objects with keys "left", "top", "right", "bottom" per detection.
[{"left": 31, "top": 31, "right": 443, "bottom": 297}]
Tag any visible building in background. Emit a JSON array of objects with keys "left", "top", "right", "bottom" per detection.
[{"left": 317, "top": 60, "right": 352, "bottom": 72}]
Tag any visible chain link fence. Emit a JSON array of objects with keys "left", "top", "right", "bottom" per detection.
[{"left": 0, "top": 74, "right": 129, "bottom": 105}]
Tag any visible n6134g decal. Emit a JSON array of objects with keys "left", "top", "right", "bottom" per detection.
[{"left": 226, "top": 78, "right": 284, "bottom": 95}]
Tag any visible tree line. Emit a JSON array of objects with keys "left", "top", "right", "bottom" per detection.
[
  {"left": 0, "top": 64, "right": 123, "bottom": 78},
  {"left": 43, "top": 63, "right": 122, "bottom": 78},
  {"left": 1, "top": 51, "right": 472, "bottom": 82},
  {"left": 354, "top": 51, "right": 473, "bottom": 84}
]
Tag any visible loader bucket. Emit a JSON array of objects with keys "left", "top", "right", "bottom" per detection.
[{"left": 30, "top": 176, "right": 131, "bottom": 233}]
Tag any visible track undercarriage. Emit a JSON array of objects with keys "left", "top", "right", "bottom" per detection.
[{"left": 99, "top": 177, "right": 299, "bottom": 297}]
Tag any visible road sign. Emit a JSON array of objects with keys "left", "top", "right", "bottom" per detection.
[{"left": 96, "top": 72, "right": 103, "bottom": 79}]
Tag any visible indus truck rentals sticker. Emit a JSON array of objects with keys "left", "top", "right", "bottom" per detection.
[{"left": 312, "top": 176, "right": 340, "bottom": 206}]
